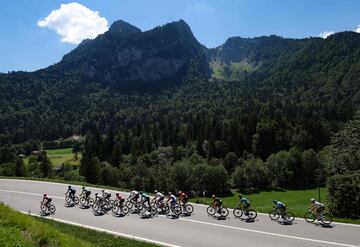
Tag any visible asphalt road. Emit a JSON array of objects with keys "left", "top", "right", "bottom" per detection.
[{"left": 0, "top": 179, "right": 359, "bottom": 247}]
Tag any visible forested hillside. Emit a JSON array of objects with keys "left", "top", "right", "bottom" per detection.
[{"left": 1, "top": 20, "right": 360, "bottom": 217}]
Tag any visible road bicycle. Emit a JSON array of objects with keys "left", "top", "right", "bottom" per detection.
[
  {"left": 233, "top": 205, "right": 257, "bottom": 219},
  {"left": 269, "top": 207, "right": 295, "bottom": 223},
  {"left": 207, "top": 204, "right": 229, "bottom": 217},
  {"left": 65, "top": 193, "right": 79, "bottom": 205},
  {"left": 179, "top": 201, "right": 194, "bottom": 214},
  {"left": 304, "top": 210, "right": 333, "bottom": 225},
  {"left": 40, "top": 200, "right": 56, "bottom": 214}
]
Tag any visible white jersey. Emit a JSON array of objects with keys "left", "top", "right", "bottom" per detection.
[
  {"left": 155, "top": 192, "right": 164, "bottom": 198},
  {"left": 130, "top": 190, "right": 138, "bottom": 196},
  {"left": 313, "top": 201, "right": 324, "bottom": 209}
]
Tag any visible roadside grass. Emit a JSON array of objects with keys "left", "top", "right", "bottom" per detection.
[
  {"left": 1, "top": 177, "right": 359, "bottom": 224},
  {"left": 0, "top": 203, "right": 157, "bottom": 247}
]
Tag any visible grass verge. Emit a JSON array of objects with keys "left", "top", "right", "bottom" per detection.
[{"left": 0, "top": 203, "right": 157, "bottom": 247}]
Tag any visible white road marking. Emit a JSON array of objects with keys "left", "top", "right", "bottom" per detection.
[
  {"left": 19, "top": 211, "right": 180, "bottom": 247},
  {"left": 1, "top": 188, "right": 359, "bottom": 247}
]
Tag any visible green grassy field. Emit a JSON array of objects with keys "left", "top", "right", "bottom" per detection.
[
  {"left": 0, "top": 203, "right": 156, "bottom": 247},
  {"left": 45, "top": 148, "right": 81, "bottom": 167}
]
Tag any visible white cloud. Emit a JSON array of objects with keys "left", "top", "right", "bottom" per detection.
[
  {"left": 355, "top": 24, "right": 360, "bottom": 33},
  {"left": 38, "top": 2, "right": 108, "bottom": 44},
  {"left": 319, "top": 31, "right": 335, "bottom": 39}
]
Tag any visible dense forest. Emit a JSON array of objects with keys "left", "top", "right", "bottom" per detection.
[{"left": 1, "top": 20, "right": 360, "bottom": 218}]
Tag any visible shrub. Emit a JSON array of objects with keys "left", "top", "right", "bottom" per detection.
[{"left": 327, "top": 171, "right": 360, "bottom": 218}]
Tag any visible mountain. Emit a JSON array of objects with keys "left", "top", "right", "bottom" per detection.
[
  {"left": 49, "top": 19, "right": 209, "bottom": 91},
  {"left": 1, "top": 19, "right": 360, "bottom": 156}
]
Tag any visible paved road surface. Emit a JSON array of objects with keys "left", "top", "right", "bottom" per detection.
[{"left": 0, "top": 179, "right": 359, "bottom": 247}]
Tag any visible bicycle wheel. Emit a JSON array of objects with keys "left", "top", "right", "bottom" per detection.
[
  {"left": 40, "top": 204, "right": 47, "bottom": 213},
  {"left": 269, "top": 210, "right": 280, "bottom": 221},
  {"left": 80, "top": 197, "right": 86, "bottom": 205},
  {"left": 65, "top": 196, "right": 72, "bottom": 204},
  {"left": 92, "top": 203, "right": 100, "bottom": 213},
  {"left": 162, "top": 204, "right": 170, "bottom": 214},
  {"left": 173, "top": 204, "right": 182, "bottom": 216},
  {"left": 88, "top": 198, "right": 95, "bottom": 206},
  {"left": 247, "top": 209, "right": 257, "bottom": 219},
  {"left": 125, "top": 200, "right": 134, "bottom": 209},
  {"left": 321, "top": 213, "right": 333, "bottom": 225},
  {"left": 304, "top": 212, "right": 316, "bottom": 223},
  {"left": 285, "top": 212, "right": 295, "bottom": 222},
  {"left": 233, "top": 208, "right": 243, "bottom": 218},
  {"left": 220, "top": 207, "right": 229, "bottom": 217},
  {"left": 136, "top": 202, "right": 144, "bottom": 211},
  {"left": 74, "top": 196, "right": 79, "bottom": 205},
  {"left": 207, "top": 206, "right": 216, "bottom": 216},
  {"left": 121, "top": 205, "right": 129, "bottom": 215},
  {"left": 185, "top": 204, "right": 194, "bottom": 214},
  {"left": 112, "top": 205, "right": 119, "bottom": 214},
  {"left": 49, "top": 204, "right": 56, "bottom": 214}
]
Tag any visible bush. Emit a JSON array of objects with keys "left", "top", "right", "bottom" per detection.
[
  {"left": 327, "top": 171, "right": 360, "bottom": 218},
  {"left": 232, "top": 158, "right": 271, "bottom": 192},
  {"left": 64, "top": 170, "right": 85, "bottom": 182}
]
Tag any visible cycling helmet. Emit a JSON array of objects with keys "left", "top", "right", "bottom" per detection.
[
  {"left": 116, "top": 193, "right": 119, "bottom": 196},
  {"left": 273, "top": 200, "right": 277, "bottom": 204},
  {"left": 68, "top": 185, "right": 71, "bottom": 188},
  {"left": 43, "top": 193, "right": 47, "bottom": 197},
  {"left": 139, "top": 191, "right": 143, "bottom": 195},
  {"left": 154, "top": 190, "right": 158, "bottom": 193},
  {"left": 82, "top": 186, "right": 85, "bottom": 190},
  {"left": 95, "top": 193, "right": 98, "bottom": 195},
  {"left": 310, "top": 198, "right": 316, "bottom": 203},
  {"left": 101, "top": 189, "right": 105, "bottom": 193},
  {"left": 178, "top": 191, "right": 182, "bottom": 194},
  {"left": 212, "top": 195, "right": 215, "bottom": 199},
  {"left": 168, "top": 192, "right": 172, "bottom": 195}
]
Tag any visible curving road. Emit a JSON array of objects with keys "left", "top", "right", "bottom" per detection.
[{"left": 0, "top": 179, "right": 359, "bottom": 247}]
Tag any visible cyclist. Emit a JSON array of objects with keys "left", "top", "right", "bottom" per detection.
[
  {"left": 167, "top": 192, "right": 177, "bottom": 208},
  {"left": 139, "top": 191, "right": 150, "bottom": 207},
  {"left": 238, "top": 195, "right": 251, "bottom": 215},
  {"left": 115, "top": 193, "right": 125, "bottom": 206},
  {"left": 154, "top": 190, "right": 165, "bottom": 206},
  {"left": 211, "top": 195, "right": 222, "bottom": 213},
  {"left": 273, "top": 200, "right": 286, "bottom": 218},
  {"left": 178, "top": 191, "right": 188, "bottom": 204},
  {"left": 130, "top": 190, "right": 140, "bottom": 202},
  {"left": 66, "top": 185, "right": 76, "bottom": 200},
  {"left": 80, "top": 186, "right": 91, "bottom": 199},
  {"left": 309, "top": 198, "right": 325, "bottom": 219},
  {"left": 42, "top": 193, "right": 51, "bottom": 207},
  {"left": 101, "top": 189, "right": 111, "bottom": 201}
]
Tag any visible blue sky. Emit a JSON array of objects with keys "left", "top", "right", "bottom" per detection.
[{"left": 1, "top": 0, "right": 360, "bottom": 72}]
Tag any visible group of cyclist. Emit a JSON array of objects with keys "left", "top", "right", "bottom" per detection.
[
  {"left": 210, "top": 194, "right": 325, "bottom": 220},
  {"left": 42, "top": 185, "right": 326, "bottom": 221}
]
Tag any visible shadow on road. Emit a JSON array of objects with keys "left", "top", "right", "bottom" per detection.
[{"left": 40, "top": 212, "right": 51, "bottom": 217}]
